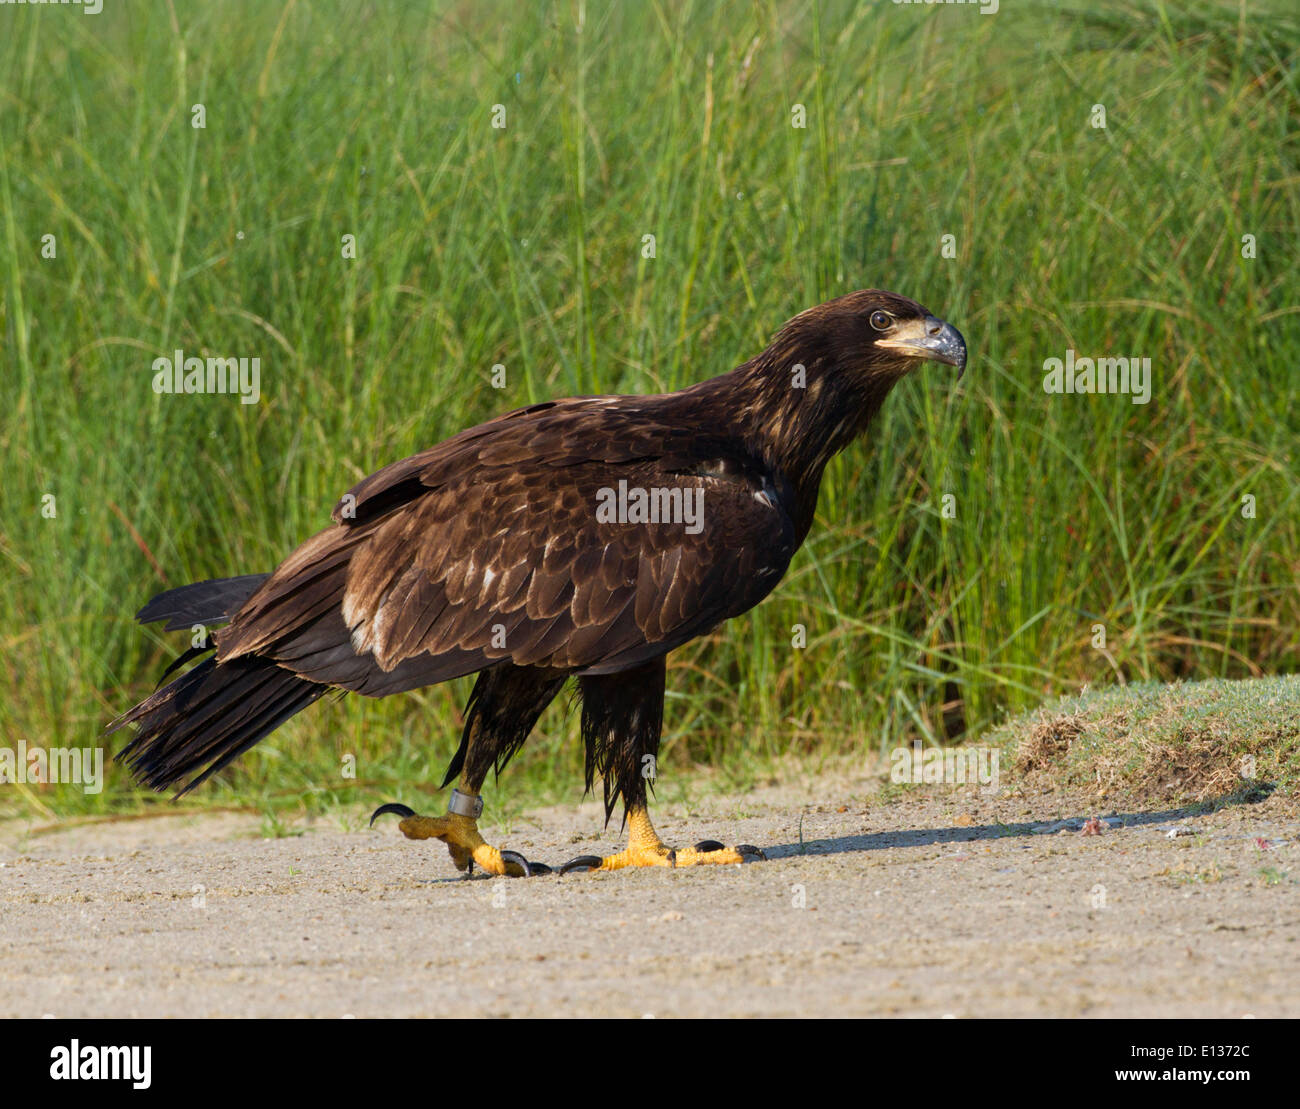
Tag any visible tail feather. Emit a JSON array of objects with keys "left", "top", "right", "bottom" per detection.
[
  {"left": 136, "top": 574, "right": 271, "bottom": 631},
  {"left": 111, "top": 654, "right": 325, "bottom": 795},
  {"left": 131, "top": 660, "right": 282, "bottom": 780}
]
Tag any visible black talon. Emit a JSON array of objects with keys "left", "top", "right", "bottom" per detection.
[
  {"left": 694, "top": 839, "right": 726, "bottom": 852},
  {"left": 499, "top": 850, "right": 533, "bottom": 877},
  {"left": 527, "top": 861, "right": 553, "bottom": 876},
  {"left": 560, "top": 855, "right": 603, "bottom": 875},
  {"left": 370, "top": 802, "right": 416, "bottom": 827},
  {"left": 666, "top": 848, "right": 677, "bottom": 868},
  {"left": 737, "top": 844, "right": 767, "bottom": 861}
]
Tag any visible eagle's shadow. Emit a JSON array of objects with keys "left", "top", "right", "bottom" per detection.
[
  {"left": 760, "top": 788, "right": 1274, "bottom": 860},
  {"left": 407, "top": 788, "right": 1273, "bottom": 880}
]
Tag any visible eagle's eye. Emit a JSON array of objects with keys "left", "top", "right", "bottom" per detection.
[{"left": 869, "top": 310, "right": 892, "bottom": 331}]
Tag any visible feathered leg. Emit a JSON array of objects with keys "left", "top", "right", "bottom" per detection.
[
  {"left": 370, "top": 663, "right": 565, "bottom": 877},
  {"left": 561, "top": 656, "right": 765, "bottom": 872}
]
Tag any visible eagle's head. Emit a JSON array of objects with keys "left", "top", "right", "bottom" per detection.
[
  {"left": 798, "top": 288, "right": 967, "bottom": 380},
  {"left": 737, "top": 289, "right": 968, "bottom": 520}
]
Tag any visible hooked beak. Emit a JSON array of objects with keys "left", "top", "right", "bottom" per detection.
[{"left": 876, "top": 316, "right": 967, "bottom": 377}]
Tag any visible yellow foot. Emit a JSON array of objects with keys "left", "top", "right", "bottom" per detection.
[
  {"left": 369, "top": 803, "right": 548, "bottom": 877},
  {"left": 561, "top": 837, "right": 766, "bottom": 874}
]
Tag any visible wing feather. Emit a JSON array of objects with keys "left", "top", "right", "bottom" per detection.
[{"left": 220, "top": 398, "right": 799, "bottom": 691}]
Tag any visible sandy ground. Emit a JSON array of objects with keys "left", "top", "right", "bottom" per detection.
[{"left": 2, "top": 777, "right": 1297, "bottom": 1018}]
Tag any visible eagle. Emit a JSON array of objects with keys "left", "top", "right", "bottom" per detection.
[{"left": 112, "top": 290, "right": 966, "bottom": 876}]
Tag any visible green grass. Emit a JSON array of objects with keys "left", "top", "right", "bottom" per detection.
[
  {"left": 1, "top": 0, "right": 1297, "bottom": 820},
  {"left": 993, "top": 674, "right": 1300, "bottom": 802}
]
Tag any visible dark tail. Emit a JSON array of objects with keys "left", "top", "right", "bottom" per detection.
[
  {"left": 110, "top": 655, "right": 326, "bottom": 795},
  {"left": 112, "top": 573, "right": 322, "bottom": 795},
  {"left": 135, "top": 574, "right": 271, "bottom": 631}
]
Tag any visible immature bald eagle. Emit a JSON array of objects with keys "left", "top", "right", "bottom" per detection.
[{"left": 113, "top": 290, "right": 965, "bottom": 875}]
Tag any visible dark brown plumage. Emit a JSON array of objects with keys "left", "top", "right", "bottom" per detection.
[{"left": 112, "top": 289, "right": 965, "bottom": 861}]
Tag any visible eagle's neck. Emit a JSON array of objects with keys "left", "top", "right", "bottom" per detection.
[{"left": 687, "top": 343, "right": 901, "bottom": 543}]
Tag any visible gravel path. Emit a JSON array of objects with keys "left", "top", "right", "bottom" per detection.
[{"left": 3, "top": 780, "right": 1296, "bottom": 1017}]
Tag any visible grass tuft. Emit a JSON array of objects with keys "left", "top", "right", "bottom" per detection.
[{"left": 994, "top": 675, "right": 1300, "bottom": 804}]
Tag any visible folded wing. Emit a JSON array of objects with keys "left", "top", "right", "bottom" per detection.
[{"left": 216, "top": 399, "right": 798, "bottom": 695}]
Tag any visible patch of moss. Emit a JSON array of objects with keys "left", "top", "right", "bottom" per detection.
[{"left": 987, "top": 676, "right": 1300, "bottom": 805}]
